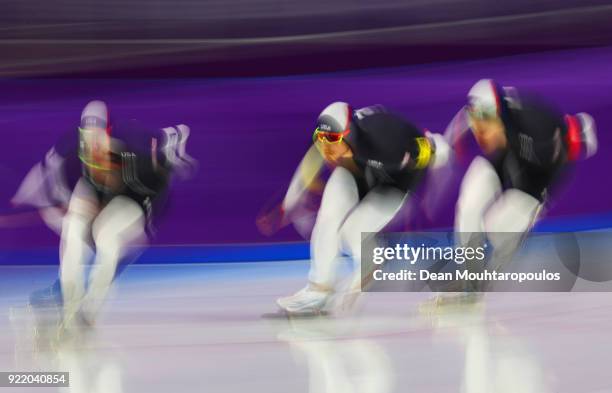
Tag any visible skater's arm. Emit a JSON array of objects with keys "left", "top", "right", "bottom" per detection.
[
  {"left": 426, "top": 131, "right": 452, "bottom": 169},
  {"left": 159, "top": 124, "right": 198, "bottom": 179},
  {"left": 256, "top": 146, "right": 324, "bottom": 236},
  {"left": 10, "top": 144, "right": 74, "bottom": 234},
  {"left": 12, "top": 146, "right": 72, "bottom": 210},
  {"left": 282, "top": 145, "right": 324, "bottom": 213},
  {"left": 443, "top": 107, "right": 471, "bottom": 146}
]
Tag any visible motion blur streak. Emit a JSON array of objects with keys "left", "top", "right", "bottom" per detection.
[{"left": 1, "top": 0, "right": 612, "bottom": 76}]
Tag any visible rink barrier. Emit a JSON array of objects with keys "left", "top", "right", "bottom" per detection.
[
  {"left": 1, "top": 212, "right": 612, "bottom": 265},
  {"left": 0, "top": 242, "right": 310, "bottom": 265}
]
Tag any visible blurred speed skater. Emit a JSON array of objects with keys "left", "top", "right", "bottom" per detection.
[
  {"left": 446, "top": 79, "right": 597, "bottom": 284},
  {"left": 259, "top": 102, "right": 450, "bottom": 314},
  {"left": 12, "top": 100, "right": 195, "bottom": 330}
]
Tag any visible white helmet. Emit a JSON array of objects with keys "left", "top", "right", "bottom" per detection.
[
  {"left": 467, "top": 79, "right": 502, "bottom": 119},
  {"left": 80, "top": 100, "right": 110, "bottom": 132}
]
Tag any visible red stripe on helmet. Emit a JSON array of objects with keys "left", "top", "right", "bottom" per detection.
[
  {"left": 343, "top": 105, "right": 352, "bottom": 136},
  {"left": 106, "top": 106, "right": 112, "bottom": 136},
  {"left": 490, "top": 80, "right": 502, "bottom": 117}
]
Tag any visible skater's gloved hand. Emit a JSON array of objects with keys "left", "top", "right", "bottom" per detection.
[{"left": 256, "top": 204, "right": 286, "bottom": 236}]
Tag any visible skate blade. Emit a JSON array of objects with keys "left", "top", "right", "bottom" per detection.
[{"left": 261, "top": 310, "right": 329, "bottom": 320}]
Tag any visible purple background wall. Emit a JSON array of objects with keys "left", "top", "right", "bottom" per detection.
[
  {"left": 1, "top": 0, "right": 612, "bottom": 77},
  {"left": 1, "top": 45, "right": 611, "bottom": 253}
]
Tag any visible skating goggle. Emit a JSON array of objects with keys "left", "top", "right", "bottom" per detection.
[
  {"left": 78, "top": 127, "right": 114, "bottom": 171},
  {"left": 467, "top": 104, "right": 499, "bottom": 121},
  {"left": 312, "top": 128, "right": 350, "bottom": 144}
]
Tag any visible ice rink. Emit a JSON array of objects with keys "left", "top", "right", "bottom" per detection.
[
  {"left": 2, "top": 260, "right": 612, "bottom": 393},
  {"left": 1, "top": 2, "right": 611, "bottom": 391}
]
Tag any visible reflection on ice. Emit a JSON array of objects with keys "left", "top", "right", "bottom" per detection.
[
  {"left": 277, "top": 316, "right": 394, "bottom": 393},
  {"left": 2, "top": 264, "right": 609, "bottom": 392},
  {"left": 9, "top": 306, "right": 124, "bottom": 393},
  {"left": 423, "top": 301, "right": 549, "bottom": 393}
]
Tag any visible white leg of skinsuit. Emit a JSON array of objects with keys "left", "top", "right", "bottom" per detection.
[
  {"left": 483, "top": 189, "right": 542, "bottom": 272},
  {"left": 455, "top": 156, "right": 502, "bottom": 243},
  {"left": 308, "top": 167, "right": 361, "bottom": 289},
  {"left": 60, "top": 179, "right": 98, "bottom": 327},
  {"left": 455, "top": 157, "right": 542, "bottom": 291},
  {"left": 279, "top": 167, "right": 406, "bottom": 313},
  {"left": 340, "top": 186, "right": 407, "bottom": 292},
  {"left": 309, "top": 168, "right": 407, "bottom": 290},
  {"left": 81, "top": 196, "right": 146, "bottom": 322}
]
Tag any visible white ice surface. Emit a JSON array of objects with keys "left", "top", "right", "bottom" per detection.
[{"left": 1, "top": 262, "right": 612, "bottom": 393}]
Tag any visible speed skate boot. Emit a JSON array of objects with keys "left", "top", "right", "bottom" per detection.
[{"left": 277, "top": 285, "right": 331, "bottom": 315}]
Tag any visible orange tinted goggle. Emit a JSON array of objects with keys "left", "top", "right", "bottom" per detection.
[
  {"left": 312, "top": 129, "right": 349, "bottom": 144},
  {"left": 467, "top": 104, "right": 498, "bottom": 121},
  {"left": 78, "top": 127, "right": 114, "bottom": 170}
]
